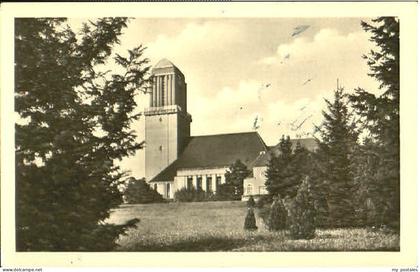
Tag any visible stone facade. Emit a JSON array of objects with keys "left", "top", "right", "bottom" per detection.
[
  {"left": 145, "top": 59, "right": 191, "bottom": 182},
  {"left": 242, "top": 166, "right": 269, "bottom": 201}
]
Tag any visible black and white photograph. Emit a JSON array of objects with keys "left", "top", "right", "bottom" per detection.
[{"left": 1, "top": 2, "right": 418, "bottom": 269}]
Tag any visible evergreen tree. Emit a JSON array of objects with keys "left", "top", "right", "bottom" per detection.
[
  {"left": 15, "top": 18, "right": 148, "bottom": 251},
  {"left": 349, "top": 17, "right": 400, "bottom": 230},
  {"left": 124, "top": 178, "right": 165, "bottom": 204},
  {"left": 265, "top": 137, "right": 313, "bottom": 199},
  {"left": 306, "top": 153, "right": 330, "bottom": 228},
  {"left": 289, "top": 177, "right": 316, "bottom": 240},
  {"left": 244, "top": 208, "right": 258, "bottom": 231},
  {"left": 265, "top": 135, "right": 293, "bottom": 197},
  {"left": 317, "top": 88, "right": 358, "bottom": 227},
  {"left": 267, "top": 197, "right": 288, "bottom": 231},
  {"left": 351, "top": 140, "right": 380, "bottom": 226},
  {"left": 284, "top": 141, "right": 312, "bottom": 198},
  {"left": 224, "top": 159, "right": 251, "bottom": 199}
]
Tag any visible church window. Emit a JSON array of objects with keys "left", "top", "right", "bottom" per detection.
[
  {"left": 159, "top": 145, "right": 162, "bottom": 151},
  {"left": 246, "top": 184, "right": 253, "bottom": 195},
  {"left": 196, "top": 176, "right": 202, "bottom": 190},
  {"left": 154, "top": 184, "right": 157, "bottom": 191},
  {"left": 159, "top": 117, "right": 162, "bottom": 122},
  {"left": 206, "top": 176, "right": 212, "bottom": 192},
  {"left": 187, "top": 177, "right": 193, "bottom": 190}
]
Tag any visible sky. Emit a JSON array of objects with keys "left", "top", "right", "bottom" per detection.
[{"left": 71, "top": 18, "right": 382, "bottom": 179}]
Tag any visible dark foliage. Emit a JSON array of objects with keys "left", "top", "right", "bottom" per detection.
[
  {"left": 124, "top": 178, "right": 165, "bottom": 204},
  {"left": 265, "top": 137, "right": 314, "bottom": 200},
  {"left": 15, "top": 18, "right": 149, "bottom": 251},
  {"left": 267, "top": 197, "right": 288, "bottom": 231},
  {"left": 289, "top": 178, "right": 316, "bottom": 240},
  {"left": 265, "top": 136, "right": 293, "bottom": 197},
  {"left": 244, "top": 208, "right": 258, "bottom": 231},
  {"left": 349, "top": 17, "right": 400, "bottom": 230},
  {"left": 255, "top": 194, "right": 272, "bottom": 209},
  {"left": 224, "top": 159, "right": 252, "bottom": 199},
  {"left": 247, "top": 196, "right": 256, "bottom": 208},
  {"left": 216, "top": 183, "right": 239, "bottom": 201},
  {"left": 316, "top": 88, "right": 358, "bottom": 228},
  {"left": 305, "top": 155, "right": 330, "bottom": 228},
  {"left": 174, "top": 187, "right": 215, "bottom": 202}
]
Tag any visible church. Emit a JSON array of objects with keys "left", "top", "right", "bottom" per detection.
[{"left": 145, "top": 59, "right": 317, "bottom": 200}]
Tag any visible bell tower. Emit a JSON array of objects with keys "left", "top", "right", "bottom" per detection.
[{"left": 145, "top": 59, "right": 192, "bottom": 181}]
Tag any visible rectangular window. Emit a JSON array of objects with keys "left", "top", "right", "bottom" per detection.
[
  {"left": 187, "top": 177, "right": 193, "bottom": 190},
  {"left": 161, "top": 76, "right": 166, "bottom": 106},
  {"left": 216, "top": 176, "right": 222, "bottom": 190},
  {"left": 206, "top": 176, "right": 212, "bottom": 192},
  {"left": 197, "top": 176, "right": 202, "bottom": 190},
  {"left": 246, "top": 184, "right": 253, "bottom": 195}
]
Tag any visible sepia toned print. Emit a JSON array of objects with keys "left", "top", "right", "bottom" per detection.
[
  {"left": 13, "top": 16, "right": 402, "bottom": 253},
  {"left": 15, "top": 17, "right": 400, "bottom": 251},
  {"left": 0, "top": 1, "right": 418, "bottom": 268}
]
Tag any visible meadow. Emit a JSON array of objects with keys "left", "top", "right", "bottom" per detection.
[{"left": 107, "top": 201, "right": 399, "bottom": 251}]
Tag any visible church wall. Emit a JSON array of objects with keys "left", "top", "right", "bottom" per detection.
[
  {"left": 173, "top": 167, "right": 229, "bottom": 195},
  {"left": 177, "top": 112, "right": 191, "bottom": 155},
  {"left": 243, "top": 166, "right": 268, "bottom": 198},
  {"left": 145, "top": 61, "right": 191, "bottom": 182},
  {"left": 149, "top": 181, "right": 173, "bottom": 199},
  {"left": 145, "top": 110, "right": 180, "bottom": 181}
]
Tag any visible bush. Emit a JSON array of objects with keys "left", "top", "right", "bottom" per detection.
[
  {"left": 244, "top": 207, "right": 258, "bottom": 231},
  {"left": 289, "top": 178, "right": 316, "bottom": 240},
  {"left": 254, "top": 195, "right": 273, "bottom": 227},
  {"left": 247, "top": 196, "right": 256, "bottom": 208},
  {"left": 124, "top": 178, "right": 165, "bottom": 204},
  {"left": 174, "top": 187, "right": 214, "bottom": 202},
  {"left": 256, "top": 194, "right": 272, "bottom": 208},
  {"left": 215, "top": 183, "right": 239, "bottom": 201},
  {"left": 267, "top": 197, "right": 288, "bottom": 231}
]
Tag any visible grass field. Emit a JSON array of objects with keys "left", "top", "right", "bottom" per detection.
[{"left": 107, "top": 201, "right": 399, "bottom": 251}]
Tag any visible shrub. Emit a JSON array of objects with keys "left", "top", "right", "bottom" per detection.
[
  {"left": 215, "top": 183, "right": 238, "bottom": 201},
  {"left": 255, "top": 206, "right": 270, "bottom": 227},
  {"left": 225, "top": 159, "right": 252, "bottom": 198},
  {"left": 124, "top": 178, "right": 165, "bottom": 204},
  {"left": 174, "top": 187, "right": 212, "bottom": 202},
  {"left": 247, "top": 196, "right": 256, "bottom": 208},
  {"left": 256, "top": 194, "right": 272, "bottom": 208},
  {"left": 244, "top": 207, "right": 258, "bottom": 231},
  {"left": 288, "top": 177, "right": 316, "bottom": 240},
  {"left": 267, "top": 196, "right": 288, "bottom": 231}
]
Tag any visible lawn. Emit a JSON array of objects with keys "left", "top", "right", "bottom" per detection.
[{"left": 107, "top": 201, "right": 399, "bottom": 251}]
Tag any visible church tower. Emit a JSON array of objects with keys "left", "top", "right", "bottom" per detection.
[{"left": 145, "top": 59, "right": 192, "bottom": 181}]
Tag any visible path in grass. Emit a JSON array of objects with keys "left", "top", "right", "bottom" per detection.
[{"left": 107, "top": 201, "right": 399, "bottom": 251}]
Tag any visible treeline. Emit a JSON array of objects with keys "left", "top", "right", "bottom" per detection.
[{"left": 262, "top": 17, "right": 400, "bottom": 232}]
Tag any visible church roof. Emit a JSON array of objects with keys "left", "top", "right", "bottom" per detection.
[
  {"left": 251, "top": 138, "right": 318, "bottom": 167},
  {"left": 150, "top": 132, "right": 268, "bottom": 182}
]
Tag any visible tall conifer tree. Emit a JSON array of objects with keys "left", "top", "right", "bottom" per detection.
[
  {"left": 265, "top": 135, "right": 293, "bottom": 197},
  {"left": 318, "top": 88, "right": 358, "bottom": 227},
  {"left": 349, "top": 17, "right": 400, "bottom": 229},
  {"left": 15, "top": 18, "right": 148, "bottom": 250}
]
